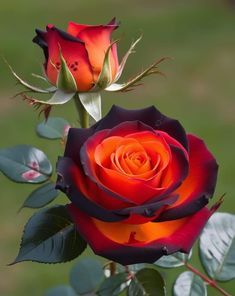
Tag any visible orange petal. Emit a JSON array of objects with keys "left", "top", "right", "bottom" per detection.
[{"left": 77, "top": 25, "right": 118, "bottom": 81}]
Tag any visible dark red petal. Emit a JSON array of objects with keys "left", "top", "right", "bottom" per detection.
[
  {"left": 56, "top": 157, "right": 129, "bottom": 222},
  {"left": 57, "top": 157, "right": 177, "bottom": 223},
  {"left": 33, "top": 29, "right": 48, "bottom": 68},
  {"left": 43, "top": 26, "right": 94, "bottom": 91},
  {"left": 116, "top": 194, "right": 179, "bottom": 224},
  {"left": 159, "top": 130, "right": 188, "bottom": 156},
  {"left": 64, "top": 128, "right": 94, "bottom": 165},
  {"left": 68, "top": 202, "right": 219, "bottom": 265},
  {"left": 157, "top": 134, "right": 218, "bottom": 221},
  {"left": 93, "top": 105, "right": 188, "bottom": 150}
]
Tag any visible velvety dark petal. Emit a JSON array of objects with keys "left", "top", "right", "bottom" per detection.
[
  {"left": 64, "top": 128, "right": 96, "bottom": 166},
  {"left": 159, "top": 145, "right": 189, "bottom": 190},
  {"left": 93, "top": 105, "right": 188, "bottom": 150},
  {"left": 54, "top": 27, "right": 84, "bottom": 43},
  {"left": 33, "top": 29, "right": 48, "bottom": 68},
  {"left": 157, "top": 134, "right": 218, "bottom": 221},
  {"left": 158, "top": 131, "right": 188, "bottom": 156},
  {"left": 105, "top": 120, "right": 154, "bottom": 138},
  {"left": 56, "top": 156, "right": 179, "bottom": 224},
  {"left": 56, "top": 157, "right": 128, "bottom": 222},
  {"left": 68, "top": 203, "right": 218, "bottom": 265},
  {"left": 115, "top": 194, "right": 179, "bottom": 224},
  {"left": 158, "top": 117, "right": 188, "bottom": 151}
]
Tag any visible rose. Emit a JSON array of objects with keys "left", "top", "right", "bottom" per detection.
[
  {"left": 56, "top": 105, "right": 219, "bottom": 265},
  {"left": 33, "top": 18, "right": 119, "bottom": 92}
]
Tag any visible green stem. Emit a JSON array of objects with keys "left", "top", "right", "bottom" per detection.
[
  {"left": 110, "top": 262, "right": 116, "bottom": 276},
  {"left": 74, "top": 94, "right": 89, "bottom": 128},
  {"left": 185, "top": 262, "right": 231, "bottom": 296}
]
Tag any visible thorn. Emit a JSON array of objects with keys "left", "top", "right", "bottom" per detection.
[
  {"left": 17, "top": 206, "right": 23, "bottom": 214},
  {"left": 162, "top": 246, "right": 169, "bottom": 255},
  {"left": 144, "top": 208, "right": 154, "bottom": 217},
  {"left": 210, "top": 193, "right": 226, "bottom": 212}
]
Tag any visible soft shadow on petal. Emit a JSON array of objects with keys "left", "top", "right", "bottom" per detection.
[
  {"left": 68, "top": 202, "right": 218, "bottom": 265},
  {"left": 157, "top": 134, "right": 218, "bottom": 221}
]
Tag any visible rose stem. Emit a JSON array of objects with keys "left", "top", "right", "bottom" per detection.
[
  {"left": 185, "top": 262, "right": 231, "bottom": 296},
  {"left": 110, "top": 261, "right": 116, "bottom": 276},
  {"left": 74, "top": 94, "right": 89, "bottom": 128}
]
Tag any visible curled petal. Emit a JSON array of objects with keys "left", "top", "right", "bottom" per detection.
[
  {"left": 80, "top": 121, "right": 188, "bottom": 205},
  {"left": 34, "top": 26, "right": 94, "bottom": 91},
  {"left": 56, "top": 157, "right": 130, "bottom": 222},
  {"left": 68, "top": 202, "right": 219, "bottom": 265},
  {"left": 56, "top": 156, "right": 180, "bottom": 224},
  {"left": 93, "top": 105, "right": 188, "bottom": 150},
  {"left": 105, "top": 57, "right": 168, "bottom": 93},
  {"left": 69, "top": 18, "right": 119, "bottom": 81},
  {"left": 157, "top": 134, "right": 218, "bottom": 221}
]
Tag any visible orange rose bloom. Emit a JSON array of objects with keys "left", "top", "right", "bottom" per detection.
[
  {"left": 33, "top": 18, "right": 119, "bottom": 92},
  {"left": 56, "top": 105, "right": 219, "bottom": 265}
]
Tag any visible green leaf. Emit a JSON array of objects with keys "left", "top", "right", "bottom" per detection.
[
  {"left": 173, "top": 271, "right": 207, "bottom": 296},
  {"left": 11, "top": 205, "right": 87, "bottom": 264},
  {"left": 199, "top": 212, "right": 235, "bottom": 281},
  {"left": 0, "top": 145, "right": 52, "bottom": 183},
  {"left": 79, "top": 92, "right": 101, "bottom": 122},
  {"left": 98, "top": 273, "right": 128, "bottom": 296},
  {"left": 128, "top": 268, "right": 166, "bottom": 296},
  {"left": 57, "top": 51, "right": 77, "bottom": 92},
  {"left": 155, "top": 250, "right": 192, "bottom": 268},
  {"left": 70, "top": 258, "right": 104, "bottom": 295},
  {"left": 118, "top": 290, "right": 127, "bottom": 296},
  {"left": 36, "top": 117, "right": 70, "bottom": 139},
  {"left": 20, "top": 182, "right": 59, "bottom": 210},
  {"left": 114, "top": 36, "right": 142, "bottom": 83},
  {"left": 44, "top": 285, "right": 77, "bottom": 296},
  {"left": 96, "top": 41, "right": 118, "bottom": 89}
]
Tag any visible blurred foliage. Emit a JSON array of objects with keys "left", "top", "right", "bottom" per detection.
[{"left": 0, "top": 0, "right": 235, "bottom": 295}]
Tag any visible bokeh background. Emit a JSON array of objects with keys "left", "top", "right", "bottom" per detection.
[{"left": 0, "top": 0, "right": 235, "bottom": 295}]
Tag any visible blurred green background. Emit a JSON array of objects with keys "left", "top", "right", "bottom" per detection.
[{"left": 0, "top": 0, "right": 235, "bottom": 295}]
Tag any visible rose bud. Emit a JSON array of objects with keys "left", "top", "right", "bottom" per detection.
[
  {"left": 56, "top": 105, "right": 219, "bottom": 265},
  {"left": 33, "top": 18, "right": 119, "bottom": 92}
]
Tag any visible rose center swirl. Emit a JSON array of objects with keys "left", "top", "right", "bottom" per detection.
[{"left": 94, "top": 133, "right": 171, "bottom": 181}]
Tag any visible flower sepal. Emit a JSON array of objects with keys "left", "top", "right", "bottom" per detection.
[
  {"left": 4, "top": 58, "right": 56, "bottom": 94},
  {"left": 95, "top": 40, "right": 119, "bottom": 90},
  {"left": 56, "top": 51, "right": 78, "bottom": 93},
  {"left": 105, "top": 57, "right": 169, "bottom": 92}
]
